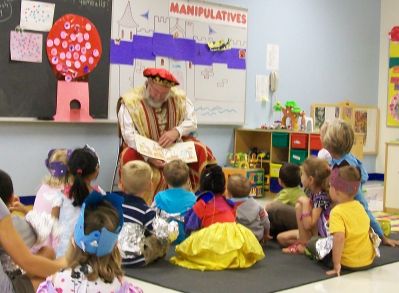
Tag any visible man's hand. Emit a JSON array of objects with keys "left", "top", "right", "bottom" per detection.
[
  {"left": 158, "top": 128, "right": 180, "bottom": 148},
  {"left": 148, "top": 158, "right": 166, "bottom": 169}
]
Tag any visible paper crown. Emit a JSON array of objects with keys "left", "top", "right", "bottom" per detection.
[
  {"left": 74, "top": 191, "right": 124, "bottom": 257},
  {"left": 329, "top": 168, "right": 360, "bottom": 195},
  {"left": 143, "top": 68, "right": 179, "bottom": 87},
  {"left": 45, "top": 148, "right": 72, "bottom": 178}
]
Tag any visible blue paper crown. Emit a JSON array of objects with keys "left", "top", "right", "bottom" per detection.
[{"left": 74, "top": 191, "right": 124, "bottom": 257}]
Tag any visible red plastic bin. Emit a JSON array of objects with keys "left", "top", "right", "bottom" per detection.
[
  {"left": 290, "top": 133, "right": 308, "bottom": 149},
  {"left": 309, "top": 134, "right": 322, "bottom": 150}
]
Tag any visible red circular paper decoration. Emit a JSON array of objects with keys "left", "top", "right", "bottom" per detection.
[
  {"left": 390, "top": 26, "right": 399, "bottom": 41},
  {"left": 46, "top": 14, "right": 102, "bottom": 81}
]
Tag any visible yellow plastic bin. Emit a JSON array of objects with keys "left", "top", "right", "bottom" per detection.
[{"left": 270, "top": 163, "right": 282, "bottom": 177}]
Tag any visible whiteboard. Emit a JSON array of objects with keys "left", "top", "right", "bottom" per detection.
[{"left": 108, "top": 0, "right": 247, "bottom": 125}]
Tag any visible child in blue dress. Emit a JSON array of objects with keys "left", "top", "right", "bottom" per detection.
[{"left": 153, "top": 159, "right": 196, "bottom": 244}]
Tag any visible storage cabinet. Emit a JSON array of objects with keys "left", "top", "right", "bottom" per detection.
[
  {"left": 384, "top": 142, "right": 399, "bottom": 213},
  {"left": 233, "top": 128, "right": 364, "bottom": 195}
]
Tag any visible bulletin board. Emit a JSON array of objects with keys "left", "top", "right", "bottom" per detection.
[
  {"left": 311, "top": 101, "right": 379, "bottom": 155},
  {"left": 0, "top": 0, "right": 112, "bottom": 118},
  {"left": 387, "top": 27, "right": 399, "bottom": 127},
  {"left": 108, "top": 0, "right": 248, "bottom": 125}
]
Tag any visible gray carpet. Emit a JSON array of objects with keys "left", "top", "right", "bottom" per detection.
[{"left": 124, "top": 234, "right": 399, "bottom": 293}]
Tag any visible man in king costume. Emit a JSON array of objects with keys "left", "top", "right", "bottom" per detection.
[{"left": 117, "top": 68, "right": 217, "bottom": 201}]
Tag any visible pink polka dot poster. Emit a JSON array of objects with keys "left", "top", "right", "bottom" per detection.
[{"left": 46, "top": 14, "right": 102, "bottom": 81}]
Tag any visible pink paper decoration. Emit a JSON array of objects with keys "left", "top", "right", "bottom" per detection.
[{"left": 46, "top": 14, "right": 102, "bottom": 81}]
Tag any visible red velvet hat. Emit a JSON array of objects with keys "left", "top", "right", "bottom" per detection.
[{"left": 143, "top": 68, "right": 180, "bottom": 87}]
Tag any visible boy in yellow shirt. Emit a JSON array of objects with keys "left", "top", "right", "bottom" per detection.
[{"left": 327, "top": 166, "right": 375, "bottom": 276}]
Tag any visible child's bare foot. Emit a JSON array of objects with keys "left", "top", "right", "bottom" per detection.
[{"left": 282, "top": 242, "right": 305, "bottom": 254}]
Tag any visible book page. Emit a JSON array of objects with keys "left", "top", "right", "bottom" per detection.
[{"left": 134, "top": 134, "right": 198, "bottom": 163}]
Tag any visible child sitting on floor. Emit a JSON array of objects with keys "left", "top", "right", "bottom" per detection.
[
  {"left": 277, "top": 157, "right": 331, "bottom": 254},
  {"left": 37, "top": 192, "right": 143, "bottom": 292},
  {"left": 321, "top": 119, "right": 399, "bottom": 247},
  {"left": 153, "top": 159, "right": 196, "bottom": 244},
  {"left": 0, "top": 169, "right": 66, "bottom": 293},
  {"left": 227, "top": 174, "right": 271, "bottom": 243},
  {"left": 170, "top": 165, "right": 264, "bottom": 271},
  {"left": 266, "top": 163, "right": 305, "bottom": 236},
  {"left": 315, "top": 166, "right": 376, "bottom": 276},
  {"left": 34, "top": 148, "right": 71, "bottom": 216},
  {"left": 53, "top": 145, "right": 102, "bottom": 257},
  {"left": 0, "top": 169, "right": 46, "bottom": 276},
  {"left": 119, "top": 161, "right": 169, "bottom": 267}
]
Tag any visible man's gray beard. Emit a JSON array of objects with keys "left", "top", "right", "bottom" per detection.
[{"left": 144, "top": 91, "right": 168, "bottom": 108}]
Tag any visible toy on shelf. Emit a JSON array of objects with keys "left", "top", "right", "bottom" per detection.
[
  {"left": 273, "top": 100, "right": 310, "bottom": 131},
  {"left": 223, "top": 167, "right": 265, "bottom": 198},
  {"left": 228, "top": 152, "right": 249, "bottom": 168},
  {"left": 228, "top": 148, "right": 269, "bottom": 170}
]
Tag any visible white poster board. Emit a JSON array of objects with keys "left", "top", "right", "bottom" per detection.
[{"left": 108, "top": 0, "right": 247, "bottom": 125}]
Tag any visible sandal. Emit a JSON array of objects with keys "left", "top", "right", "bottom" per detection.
[{"left": 282, "top": 241, "right": 305, "bottom": 254}]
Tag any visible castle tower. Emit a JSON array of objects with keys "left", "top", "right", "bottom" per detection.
[{"left": 118, "top": 1, "right": 138, "bottom": 41}]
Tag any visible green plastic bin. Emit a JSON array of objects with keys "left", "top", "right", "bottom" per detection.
[
  {"left": 290, "top": 149, "right": 308, "bottom": 165},
  {"left": 272, "top": 132, "right": 289, "bottom": 148}
]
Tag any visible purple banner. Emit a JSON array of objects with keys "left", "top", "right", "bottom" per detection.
[{"left": 110, "top": 33, "right": 246, "bottom": 69}]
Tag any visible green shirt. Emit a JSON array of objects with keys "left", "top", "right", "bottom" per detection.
[{"left": 275, "top": 186, "right": 305, "bottom": 206}]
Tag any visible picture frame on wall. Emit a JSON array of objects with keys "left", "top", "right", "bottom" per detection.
[
  {"left": 353, "top": 107, "right": 379, "bottom": 154},
  {"left": 311, "top": 104, "right": 340, "bottom": 131},
  {"left": 311, "top": 102, "right": 379, "bottom": 154}
]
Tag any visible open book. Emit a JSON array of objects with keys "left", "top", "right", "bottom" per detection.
[{"left": 134, "top": 134, "right": 198, "bottom": 163}]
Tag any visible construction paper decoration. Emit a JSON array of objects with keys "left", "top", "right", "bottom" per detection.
[
  {"left": 10, "top": 31, "right": 43, "bottom": 63},
  {"left": 46, "top": 14, "right": 102, "bottom": 81},
  {"left": 390, "top": 26, "right": 399, "bottom": 41}
]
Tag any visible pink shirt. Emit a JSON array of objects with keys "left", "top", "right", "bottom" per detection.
[{"left": 33, "top": 184, "right": 64, "bottom": 215}]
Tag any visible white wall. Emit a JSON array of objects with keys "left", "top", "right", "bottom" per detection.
[{"left": 376, "top": 0, "right": 399, "bottom": 172}]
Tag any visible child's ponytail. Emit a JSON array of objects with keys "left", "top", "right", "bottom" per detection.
[{"left": 67, "top": 146, "right": 99, "bottom": 207}]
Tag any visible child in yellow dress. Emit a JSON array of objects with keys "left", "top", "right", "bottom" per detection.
[{"left": 170, "top": 165, "right": 264, "bottom": 271}]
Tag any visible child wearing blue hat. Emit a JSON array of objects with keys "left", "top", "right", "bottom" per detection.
[{"left": 37, "top": 191, "right": 143, "bottom": 292}]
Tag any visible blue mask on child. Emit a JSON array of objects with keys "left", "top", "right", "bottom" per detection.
[
  {"left": 45, "top": 149, "right": 72, "bottom": 178},
  {"left": 74, "top": 191, "right": 124, "bottom": 257}
]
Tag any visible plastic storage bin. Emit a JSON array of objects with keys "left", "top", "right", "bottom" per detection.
[
  {"left": 291, "top": 133, "right": 308, "bottom": 149},
  {"left": 272, "top": 132, "right": 289, "bottom": 148},
  {"left": 290, "top": 149, "right": 308, "bottom": 165},
  {"left": 270, "top": 177, "right": 283, "bottom": 193},
  {"left": 270, "top": 163, "right": 282, "bottom": 177},
  {"left": 310, "top": 149, "right": 319, "bottom": 157},
  {"left": 309, "top": 134, "right": 322, "bottom": 150}
]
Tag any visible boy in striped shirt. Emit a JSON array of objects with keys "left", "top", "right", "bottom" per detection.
[{"left": 119, "top": 161, "right": 168, "bottom": 267}]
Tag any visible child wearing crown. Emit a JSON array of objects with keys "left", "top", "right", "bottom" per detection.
[
  {"left": 34, "top": 148, "right": 71, "bottom": 216},
  {"left": 37, "top": 191, "right": 143, "bottom": 292}
]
